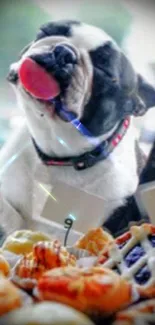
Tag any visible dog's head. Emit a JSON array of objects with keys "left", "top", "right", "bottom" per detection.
[{"left": 8, "top": 20, "right": 155, "bottom": 154}]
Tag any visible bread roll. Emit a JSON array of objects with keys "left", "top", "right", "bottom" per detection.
[
  {"left": 0, "top": 254, "right": 10, "bottom": 276},
  {"left": 2, "top": 230, "right": 52, "bottom": 255},
  {"left": 37, "top": 266, "right": 134, "bottom": 314},
  {"left": 0, "top": 274, "right": 21, "bottom": 316},
  {"left": 0, "top": 302, "right": 94, "bottom": 325}
]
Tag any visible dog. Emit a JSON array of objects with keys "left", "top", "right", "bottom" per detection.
[{"left": 1, "top": 20, "right": 155, "bottom": 239}]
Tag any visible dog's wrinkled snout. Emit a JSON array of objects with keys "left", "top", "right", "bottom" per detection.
[
  {"left": 54, "top": 45, "right": 77, "bottom": 65},
  {"left": 7, "top": 69, "right": 18, "bottom": 84},
  {"left": 30, "top": 44, "right": 77, "bottom": 87}
]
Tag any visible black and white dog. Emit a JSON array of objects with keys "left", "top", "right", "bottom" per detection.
[{"left": 1, "top": 20, "right": 155, "bottom": 238}]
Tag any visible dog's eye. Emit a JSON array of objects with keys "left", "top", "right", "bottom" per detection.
[
  {"left": 89, "top": 42, "right": 120, "bottom": 85},
  {"left": 89, "top": 42, "right": 116, "bottom": 69}
]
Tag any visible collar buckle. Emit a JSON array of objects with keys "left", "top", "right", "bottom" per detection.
[
  {"left": 73, "top": 144, "right": 106, "bottom": 171},
  {"left": 73, "top": 153, "right": 97, "bottom": 170}
]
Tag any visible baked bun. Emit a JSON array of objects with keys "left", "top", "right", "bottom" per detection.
[
  {"left": 97, "top": 223, "right": 155, "bottom": 298},
  {"left": 0, "top": 254, "right": 10, "bottom": 276},
  {"left": 37, "top": 266, "right": 134, "bottom": 315},
  {"left": 12, "top": 240, "right": 76, "bottom": 290},
  {"left": 0, "top": 302, "right": 94, "bottom": 325},
  {"left": 2, "top": 230, "right": 52, "bottom": 255},
  {"left": 33, "top": 240, "right": 76, "bottom": 268},
  {"left": 0, "top": 273, "right": 22, "bottom": 316},
  {"left": 75, "top": 227, "right": 114, "bottom": 255}
]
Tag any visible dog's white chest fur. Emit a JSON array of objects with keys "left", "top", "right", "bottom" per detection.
[
  {"left": 0, "top": 119, "right": 139, "bottom": 224},
  {"left": 38, "top": 122, "right": 139, "bottom": 219},
  {"left": 23, "top": 96, "right": 139, "bottom": 220}
]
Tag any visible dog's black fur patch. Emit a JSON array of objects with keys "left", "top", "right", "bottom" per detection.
[
  {"left": 81, "top": 41, "right": 155, "bottom": 136},
  {"left": 140, "top": 140, "right": 155, "bottom": 184},
  {"left": 138, "top": 75, "right": 155, "bottom": 110},
  {"left": 104, "top": 195, "right": 149, "bottom": 237},
  {"left": 36, "top": 20, "right": 80, "bottom": 41},
  {"left": 81, "top": 42, "right": 122, "bottom": 135},
  {"left": 105, "top": 140, "right": 155, "bottom": 237}
]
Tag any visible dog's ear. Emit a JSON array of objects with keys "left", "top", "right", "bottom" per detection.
[
  {"left": 137, "top": 74, "right": 155, "bottom": 113},
  {"left": 90, "top": 42, "right": 155, "bottom": 120},
  {"left": 120, "top": 53, "right": 155, "bottom": 117}
]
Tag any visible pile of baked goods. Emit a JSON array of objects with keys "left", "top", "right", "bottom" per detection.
[{"left": 0, "top": 223, "right": 155, "bottom": 324}]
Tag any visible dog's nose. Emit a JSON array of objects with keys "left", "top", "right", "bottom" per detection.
[
  {"left": 30, "top": 45, "right": 77, "bottom": 87},
  {"left": 7, "top": 69, "right": 18, "bottom": 84},
  {"left": 54, "top": 45, "right": 77, "bottom": 65}
]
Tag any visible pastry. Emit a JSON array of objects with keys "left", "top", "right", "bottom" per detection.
[
  {"left": 75, "top": 227, "right": 114, "bottom": 255},
  {"left": 114, "top": 299, "right": 155, "bottom": 325},
  {"left": 0, "top": 301, "right": 95, "bottom": 325},
  {"left": 2, "top": 229, "right": 52, "bottom": 255},
  {"left": 36, "top": 266, "right": 134, "bottom": 315},
  {"left": 34, "top": 240, "right": 76, "bottom": 268},
  {"left": 12, "top": 240, "right": 76, "bottom": 289},
  {"left": 97, "top": 224, "right": 155, "bottom": 298},
  {"left": 0, "top": 273, "right": 22, "bottom": 316},
  {"left": 12, "top": 252, "right": 45, "bottom": 290},
  {"left": 0, "top": 254, "right": 10, "bottom": 276}
]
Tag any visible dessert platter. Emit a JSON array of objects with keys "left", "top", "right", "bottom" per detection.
[{"left": 0, "top": 224, "right": 155, "bottom": 324}]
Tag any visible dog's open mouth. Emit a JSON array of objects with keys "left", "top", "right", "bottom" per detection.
[{"left": 19, "top": 57, "right": 78, "bottom": 122}]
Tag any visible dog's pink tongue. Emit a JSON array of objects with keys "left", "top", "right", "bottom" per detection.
[{"left": 19, "top": 58, "right": 60, "bottom": 100}]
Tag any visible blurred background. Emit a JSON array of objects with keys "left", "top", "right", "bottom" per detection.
[{"left": 0, "top": 0, "right": 155, "bottom": 154}]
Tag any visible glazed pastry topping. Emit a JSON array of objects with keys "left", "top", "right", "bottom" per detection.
[
  {"left": 33, "top": 240, "right": 76, "bottom": 268},
  {"left": 11, "top": 240, "right": 76, "bottom": 289},
  {"left": 97, "top": 224, "right": 155, "bottom": 291},
  {"left": 12, "top": 252, "right": 46, "bottom": 290},
  {"left": 37, "top": 266, "right": 134, "bottom": 314},
  {"left": 75, "top": 227, "right": 114, "bottom": 255}
]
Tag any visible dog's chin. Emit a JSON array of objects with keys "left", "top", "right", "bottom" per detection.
[{"left": 18, "top": 83, "right": 83, "bottom": 123}]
